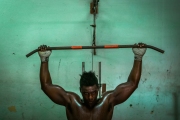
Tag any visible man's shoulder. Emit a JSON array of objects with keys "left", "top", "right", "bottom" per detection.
[
  {"left": 98, "top": 90, "right": 114, "bottom": 103},
  {"left": 66, "top": 91, "right": 81, "bottom": 102},
  {"left": 101, "top": 90, "right": 114, "bottom": 98}
]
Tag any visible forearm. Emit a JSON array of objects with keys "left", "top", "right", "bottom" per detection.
[
  {"left": 127, "top": 60, "right": 142, "bottom": 86},
  {"left": 110, "top": 44, "right": 145, "bottom": 105},
  {"left": 37, "top": 45, "right": 71, "bottom": 105},
  {"left": 40, "top": 62, "right": 52, "bottom": 88}
]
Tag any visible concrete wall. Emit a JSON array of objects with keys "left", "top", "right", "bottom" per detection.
[{"left": 0, "top": 0, "right": 179, "bottom": 120}]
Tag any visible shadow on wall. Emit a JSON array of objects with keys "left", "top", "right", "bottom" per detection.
[{"left": 173, "top": 92, "right": 179, "bottom": 120}]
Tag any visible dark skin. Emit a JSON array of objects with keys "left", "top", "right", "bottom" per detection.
[{"left": 39, "top": 44, "right": 144, "bottom": 120}]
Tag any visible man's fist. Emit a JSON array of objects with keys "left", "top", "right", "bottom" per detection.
[
  {"left": 38, "top": 45, "right": 51, "bottom": 62},
  {"left": 132, "top": 43, "right": 146, "bottom": 61}
]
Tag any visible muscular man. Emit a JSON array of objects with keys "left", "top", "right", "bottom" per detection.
[{"left": 38, "top": 43, "right": 146, "bottom": 120}]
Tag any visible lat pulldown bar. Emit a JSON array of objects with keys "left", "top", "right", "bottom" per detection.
[{"left": 26, "top": 44, "right": 164, "bottom": 58}]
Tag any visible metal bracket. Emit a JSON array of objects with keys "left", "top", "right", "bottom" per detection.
[{"left": 90, "top": 2, "right": 98, "bottom": 14}]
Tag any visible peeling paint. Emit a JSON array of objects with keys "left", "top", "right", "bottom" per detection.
[{"left": 8, "top": 106, "right": 16, "bottom": 112}]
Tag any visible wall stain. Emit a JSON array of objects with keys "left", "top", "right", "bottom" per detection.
[
  {"left": 142, "top": 78, "right": 147, "bottom": 84},
  {"left": 58, "top": 59, "right": 61, "bottom": 71},
  {"left": 149, "top": 85, "right": 153, "bottom": 89},
  {"left": 51, "top": 104, "right": 55, "bottom": 108},
  {"left": 8, "top": 106, "right": 16, "bottom": 112},
  {"left": 57, "top": 59, "right": 61, "bottom": 80},
  {"left": 156, "top": 87, "right": 160, "bottom": 91},
  {"left": 151, "top": 110, "right": 154, "bottom": 114},
  {"left": 166, "top": 63, "right": 172, "bottom": 78},
  {"left": 129, "top": 104, "right": 133, "bottom": 107},
  {"left": 167, "top": 69, "right": 171, "bottom": 77},
  {"left": 156, "top": 95, "right": 159, "bottom": 102},
  {"left": 22, "top": 112, "right": 25, "bottom": 120}
]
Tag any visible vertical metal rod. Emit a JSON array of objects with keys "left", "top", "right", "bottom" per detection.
[
  {"left": 102, "top": 84, "right": 106, "bottom": 94},
  {"left": 92, "top": 53, "right": 94, "bottom": 71},
  {"left": 99, "top": 62, "right": 101, "bottom": 98},
  {"left": 82, "top": 62, "right": 85, "bottom": 74},
  {"left": 92, "top": 0, "right": 97, "bottom": 55},
  {"left": 93, "top": 11, "right": 96, "bottom": 55}
]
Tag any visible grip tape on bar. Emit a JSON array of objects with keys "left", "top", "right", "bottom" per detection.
[
  {"left": 104, "top": 45, "right": 119, "bottom": 48},
  {"left": 71, "top": 46, "right": 82, "bottom": 49}
]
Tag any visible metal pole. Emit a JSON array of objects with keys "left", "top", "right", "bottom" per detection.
[
  {"left": 99, "top": 62, "right": 101, "bottom": 98},
  {"left": 101, "top": 83, "right": 106, "bottom": 94}
]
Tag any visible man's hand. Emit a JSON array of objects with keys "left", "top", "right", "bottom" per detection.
[
  {"left": 132, "top": 43, "right": 147, "bottom": 61},
  {"left": 38, "top": 45, "right": 51, "bottom": 62}
]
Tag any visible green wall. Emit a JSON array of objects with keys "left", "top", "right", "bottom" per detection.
[{"left": 0, "top": 0, "right": 179, "bottom": 120}]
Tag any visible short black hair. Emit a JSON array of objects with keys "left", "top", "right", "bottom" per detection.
[{"left": 80, "top": 71, "right": 98, "bottom": 88}]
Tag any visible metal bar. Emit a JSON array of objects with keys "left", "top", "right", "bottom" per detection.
[
  {"left": 98, "top": 62, "right": 101, "bottom": 98},
  {"left": 99, "top": 62, "right": 101, "bottom": 87},
  {"left": 92, "top": 28, "right": 96, "bottom": 55},
  {"left": 92, "top": 53, "right": 94, "bottom": 71},
  {"left": 26, "top": 44, "right": 165, "bottom": 57}
]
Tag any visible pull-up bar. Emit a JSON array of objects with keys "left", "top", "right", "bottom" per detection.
[{"left": 26, "top": 44, "right": 164, "bottom": 58}]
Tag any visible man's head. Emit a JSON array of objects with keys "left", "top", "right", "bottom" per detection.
[{"left": 79, "top": 71, "right": 99, "bottom": 108}]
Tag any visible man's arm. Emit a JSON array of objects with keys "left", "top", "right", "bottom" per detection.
[
  {"left": 108, "top": 43, "right": 146, "bottom": 106},
  {"left": 38, "top": 45, "right": 71, "bottom": 106}
]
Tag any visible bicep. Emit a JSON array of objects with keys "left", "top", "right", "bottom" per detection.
[
  {"left": 110, "top": 81, "right": 137, "bottom": 106},
  {"left": 42, "top": 84, "right": 71, "bottom": 106}
]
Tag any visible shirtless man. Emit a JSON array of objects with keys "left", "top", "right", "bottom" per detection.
[{"left": 38, "top": 43, "right": 146, "bottom": 120}]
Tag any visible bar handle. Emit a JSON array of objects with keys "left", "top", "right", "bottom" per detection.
[{"left": 26, "top": 44, "right": 164, "bottom": 58}]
